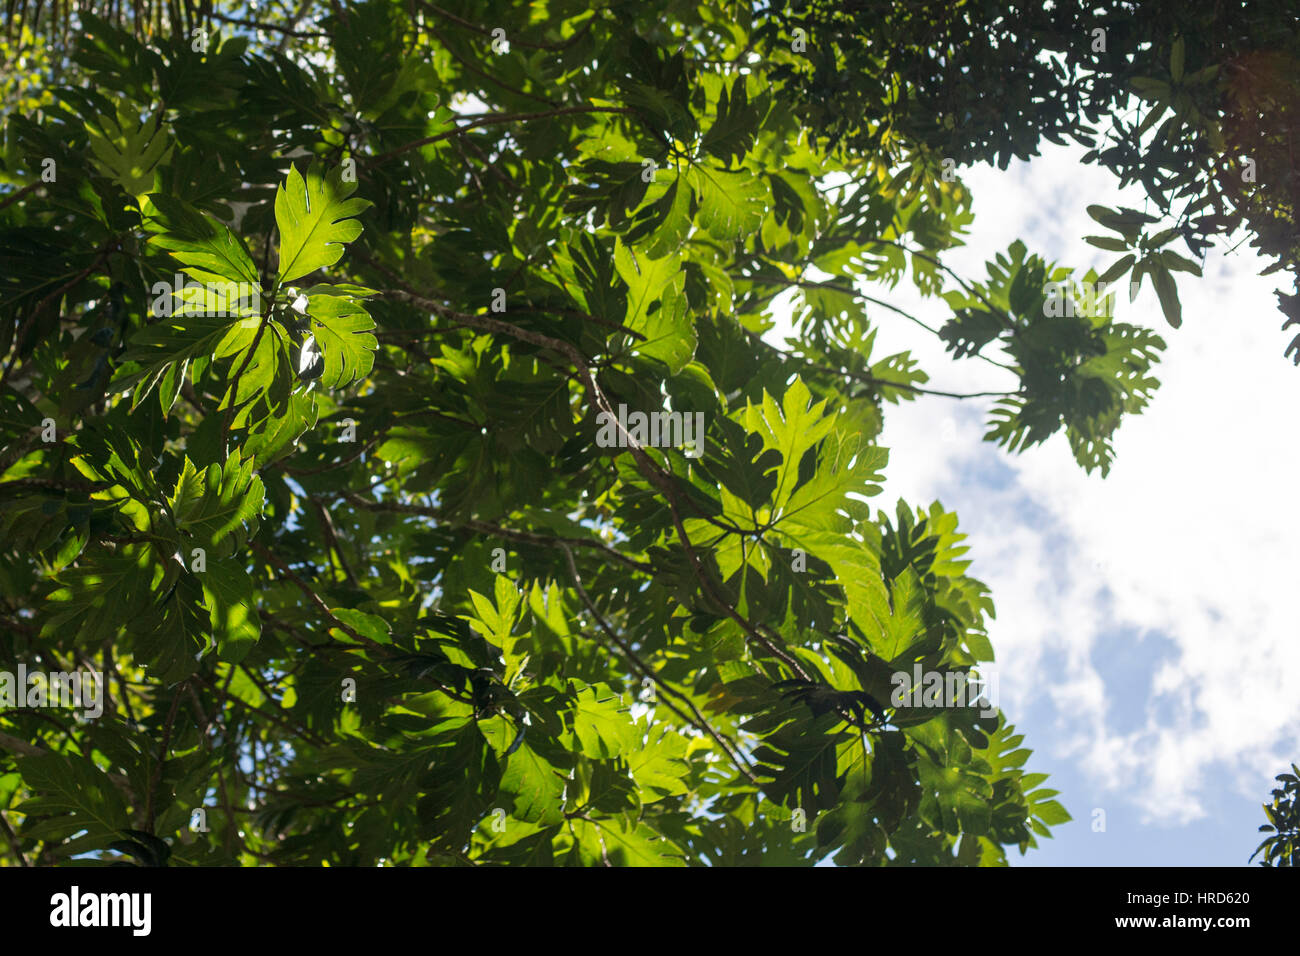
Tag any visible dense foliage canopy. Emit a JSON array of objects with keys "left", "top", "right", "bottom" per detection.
[{"left": 0, "top": 0, "right": 1293, "bottom": 866}]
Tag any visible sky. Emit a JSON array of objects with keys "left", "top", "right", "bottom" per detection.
[{"left": 776, "top": 144, "right": 1299, "bottom": 866}]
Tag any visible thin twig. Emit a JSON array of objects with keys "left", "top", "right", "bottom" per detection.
[
  {"left": 429, "top": 24, "right": 556, "bottom": 107},
  {"left": 145, "top": 684, "right": 186, "bottom": 834},
  {"left": 1, "top": 241, "right": 116, "bottom": 386},
  {"left": 738, "top": 271, "right": 1016, "bottom": 371},
  {"left": 310, "top": 497, "right": 360, "bottom": 587},
  {"left": 0, "top": 180, "right": 41, "bottom": 213},
  {"left": 192, "top": 672, "right": 332, "bottom": 749},
  {"left": 208, "top": 11, "right": 326, "bottom": 36},
  {"left": 741, "top": 326, "right": 1015, "bottom": 400},
  {"left": 560, "top": 544, "right": 757, "bottom": 783}
]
